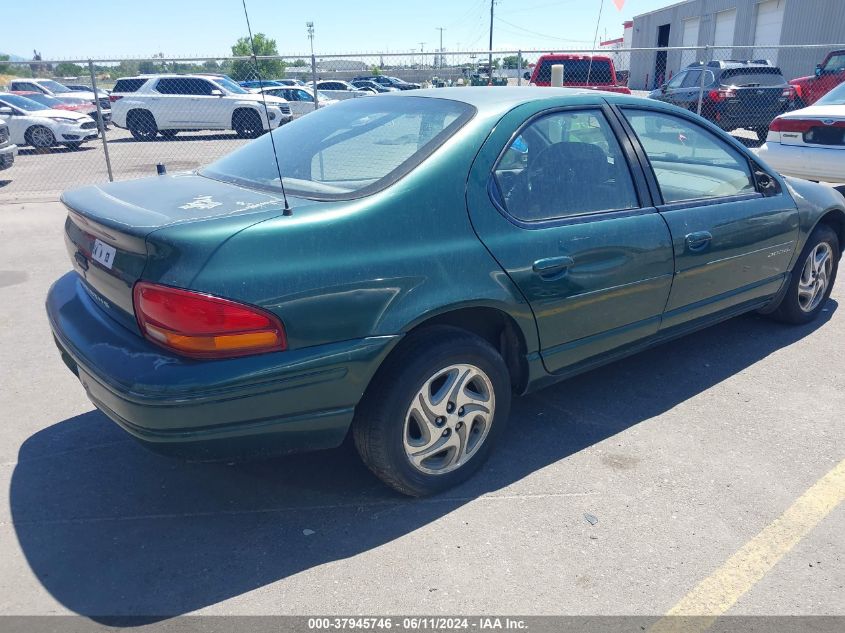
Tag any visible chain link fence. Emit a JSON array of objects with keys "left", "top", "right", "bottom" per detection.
[{"left": 1, "top": 43, "right": 843, "bottom": 199}]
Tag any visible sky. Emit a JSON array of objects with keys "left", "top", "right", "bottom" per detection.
[{"left": 2, "top": 0, "right": 677, "bottom": 61}]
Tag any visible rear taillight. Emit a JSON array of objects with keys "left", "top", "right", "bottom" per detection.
[
  {"left": 109, "top": 95, "right": 122, "bottom": 102},
  {"left": 781, "top": 86, "right": 796, "bottom": 99},
  {"left": 708, "top": 88, "right": 736, "bottom": 102},
  {"left": 769, "top": 118, "right": 817, "bottom": 133},
  {"left": 133, "top": 282, "right": 286, "bottom": 359}
]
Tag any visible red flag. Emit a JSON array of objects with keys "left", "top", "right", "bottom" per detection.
[{"left": 613, "top": 0, "right": 625, "bottom": 10}]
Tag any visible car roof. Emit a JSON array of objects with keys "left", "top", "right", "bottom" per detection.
[
  {"left": 536, "top": 54, "right": 612, "bottom": 62},
  {"left": 384, "top": 86, "right": 637, "bottom": 111}
]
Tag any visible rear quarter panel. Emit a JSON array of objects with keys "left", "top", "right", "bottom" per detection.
[{"left": 186, "top": 117, "right": 539, "bottom": 352}]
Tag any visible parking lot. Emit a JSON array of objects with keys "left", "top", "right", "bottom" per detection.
[{"left": 0, "top": 200, "right": 842, "bottom": 619}]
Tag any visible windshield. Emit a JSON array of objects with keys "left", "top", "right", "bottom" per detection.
[
  {"left": 720, "top": 69, "right": 786, "bottom": 87},
  {"left": 201, "top": 96, "right": 475, "bottom": 200},
  {"left": 0, "top": 94, "right": 51, "bottom": 111},
  {"left": 39, "top": 80, "right": 73, "bottom": 93},
  {"left": 212, "top": 77, "right": 249, "bottom": 94},
  {"left": 23, "top": 94, "right": 62, "bottom": 107},
  {"left": 817, "top": 81, "right": 845, "bottom": 105}
]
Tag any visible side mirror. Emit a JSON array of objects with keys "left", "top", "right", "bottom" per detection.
[
  {"left": 660, "top": 83, "right": 668, "bottom": 92},
  {"left": 815, "top": 64, "right": 823, "bottom": 77},
  {"left": 755, "top": 169, "right": 780, "bottom": 196},
  {"left": 523, "top": 71, "right": 530, "bottom": 80},
  {"left": 210, "top": 89, "right": 224, "bottom": 96},
  {"left": 0, "top": 107, "right": 12, "bottom": 116}
]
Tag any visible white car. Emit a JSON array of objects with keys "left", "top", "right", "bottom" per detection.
[
  {"left": 0, "top": 93, "right": 99, "bottom": 150},
  {"left": 756, "top": 82, "right": 845, "bottom": 183},
  {"left": 8, "top": 78, "right": 110, "bottom": 112},
  {"left": 315, "top": 80, "right": 371, "bottom": 100},
  {"left": 259, "top": 86, "right": 338, "bottom": 118},
  {"left": 110, "top": 74, "right": 293, "bottom": 140}
]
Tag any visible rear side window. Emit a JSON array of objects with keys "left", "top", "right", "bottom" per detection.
[
  {"left": 112, "top": 78, "right": 146, "bottom": 93},
  {"left": 155, "top": 78, "right": 214, "bottom": 95},
  {"left": 720, "top": 69, "right": 786, "bottom": 87},
  {"left": 535, "top": 59, "right": 612, "bottom": 84},
  {"left": 493, "top": 109, "right": 638, "bottom": 222},
  {"left": 623, "top": 109, "right": 755, "bottom": 204}
]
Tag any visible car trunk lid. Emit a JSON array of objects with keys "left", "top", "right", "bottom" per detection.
[{"left": 62, "top": 173, "right": 289, "bottom": 333}]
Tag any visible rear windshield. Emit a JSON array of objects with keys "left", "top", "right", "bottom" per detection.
[
  {"left": 113, "top": 78, "right": 146, "bottom": 93},
  {"left": 720, "top": 68, "right": 786, "bottom": 87},
  {"left": 535, "top": 59, "right": 613, "bottom": 84},
  {"left": 817, "top": 81, "right": 845, "bottom": 105},
  {"left": 201, "top": 96, "right": 475, "bottom": 200}
]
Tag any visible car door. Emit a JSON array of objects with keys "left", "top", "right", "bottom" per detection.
[
  {"left": 657, "top": 71, "right": 687, "bottom": 105},
  {"left": 184, "top": 78, "right": 222, "bottom": 127},
  {"left": 467, "top": 100, "right": 675, "bottom": 374},
  {"left": 0, "top": 105, "right": 30, "bottom": 145},
  {"left": 617, "top": 106, "right": 800, "bottom": 330}
]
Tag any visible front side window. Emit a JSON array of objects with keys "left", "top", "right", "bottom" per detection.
[
  {"left": 623, "top": 109, "right": 755, "bottom": 204},
  {"left": 212, "top": 77, "right": 248, "bottom": 94},
  {"left": 201, "top": 96, "right": 475, "bottom": 200},
  {"left": 822, "top": 54, "right": 845, "bottom": 73},
  {"left": 666, "top": 72, "right": 686, "bottom": 89},
  {"left": 492, "top": 109, "right": 639, "bottom": 222}
]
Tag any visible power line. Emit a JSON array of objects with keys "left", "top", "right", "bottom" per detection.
[{"left": 494, "top": 16, "right": 595, "bottom": 43}]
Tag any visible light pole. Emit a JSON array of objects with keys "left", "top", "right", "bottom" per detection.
[
  {"left": 307, "top": 21, "right": 318, "bottom": 110},
  {"left": 436, "top": 27, "right": 445, "bottom": 69}
]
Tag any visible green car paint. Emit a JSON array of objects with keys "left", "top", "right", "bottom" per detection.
[{"left": 46, "top": 88, "right": 845, "bottom": 462}]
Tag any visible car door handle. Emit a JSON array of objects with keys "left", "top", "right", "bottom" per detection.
[
  {"left": 686, "top": 231, "right": 713, "bottom": 252},
  {"left": 532, "top": 256, "right": 575, "bottom": 277}
]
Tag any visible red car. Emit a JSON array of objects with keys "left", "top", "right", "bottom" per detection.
[
  {"left": 790, "top": 49, "right": 845, "bottom": 107},
  {"left": 529, "top": 54, "right": 631, "bottom": 94},
  {"left": 9, "top": 91, "right": 110, "bottom": 125}
]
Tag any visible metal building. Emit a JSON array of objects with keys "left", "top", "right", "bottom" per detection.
[{"left": 628, "top": 0, "right": 845, "bottom": 90}]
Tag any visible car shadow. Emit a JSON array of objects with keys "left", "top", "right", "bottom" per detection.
[
  {"left": 18, "top": 146, "right": 98, "bottom": 156},
  {"left": 9, "top": 303, "right": 837, "bottom": 622},
  {"left": 108, "top": 133, "right": 246, "bottom": 144}
]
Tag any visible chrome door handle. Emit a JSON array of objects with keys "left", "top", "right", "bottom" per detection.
[
  {"left": 685, "top": 231, "right": 713, "bottom": 252},
  {"left": 532, "top": 256, "right": 575, "bottom": 278}
]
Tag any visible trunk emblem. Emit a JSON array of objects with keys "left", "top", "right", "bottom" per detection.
[{"left": 822, "top": 119, "right": 835, "bottom": 125}]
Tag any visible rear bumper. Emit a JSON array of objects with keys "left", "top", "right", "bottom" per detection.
[
  {"left": 755, "top": 143, "right": 845, "bottom": 183},
  {"left": 47, "top": 272, "right": 399, "bottom": 460}
]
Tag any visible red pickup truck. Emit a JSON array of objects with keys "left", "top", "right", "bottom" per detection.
[
  {"left": 529, "top": 54, "right": 631, "bottom": 94},
  {"left": 789, "top": 49, "right": 845, "bottom": 106}
]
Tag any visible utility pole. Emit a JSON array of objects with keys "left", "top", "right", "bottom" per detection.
[
  {"left": 436, "top": 27, "right": 445, "bottom": 69},
  {"left": 419, "top": 42, "right": 426, "bottom": 68},
  {"left": 307, "top": 21, "right": 318, "bottom": 111},
  {"left": 488, "top": 0, "right": 495, "bottom": 84}
]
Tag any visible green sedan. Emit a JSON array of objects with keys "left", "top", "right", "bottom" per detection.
[{"left": 47, "top": 88, "right": 843, "bottom": 496}]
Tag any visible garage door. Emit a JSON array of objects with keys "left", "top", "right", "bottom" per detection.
[
  {"left": 712, "top": 9, "right": 737, "bottom": 61},
  {"left": 680, "top": 17, "right": 700, "bottom": 68},
  {"left": 754, "top": 0, "right": 786, "bottom": 64}
]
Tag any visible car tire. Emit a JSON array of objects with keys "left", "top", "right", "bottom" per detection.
[
  {"left": 352, "top": 326, "right": 511, "bottom": 496},
  {"left": 25, "top": 125, "right": 56, "bottom": 149},
  {"left": 233, "top": 109, "right": 263, "bottom": 139},
  {"left": 159, "top": 130, "right": 179, "bottom": 140},
  {"left": 127, "top": 110, "right": 158, "bottom": 141},
  {"left": 768, "top": 224, "right": 839, "bottom": 324}
]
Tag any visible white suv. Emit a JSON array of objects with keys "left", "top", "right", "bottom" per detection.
[{"left": 110, "top": 74, "right": 293, "bottom": 140}]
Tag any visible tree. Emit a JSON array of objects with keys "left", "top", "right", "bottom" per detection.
[
  {"left": 230, "top": 33, "right": 285, "bottom": 81},
  {"left": 202, "top": 59, "right": 219, "bottom": 71},
  {"left": 291, "top": 59, "right": 308, "bottom": 67},
  {"left": 54, "top": 62, "right": 85, "bottom": 76},
  {"left": 0, "top": 55, "right": 10, "bottom": 74},
  {"left": 138, "top": 60, "right": 162, "bottom": 75},
  {"left": 501, "top": 55, "right": 522, "bottom": 69}
]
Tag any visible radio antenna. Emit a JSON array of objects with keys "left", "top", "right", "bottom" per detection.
[
  {"left": 240, "top": 0, "right": 292, "bottom": 215},
  {"left": 586, "top": 0, "right": 606, "bottom": 85}
]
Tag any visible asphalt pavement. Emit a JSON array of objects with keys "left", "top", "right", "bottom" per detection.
[{"left": 0, "top": 200, "right": 842, "bottom": 620}]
